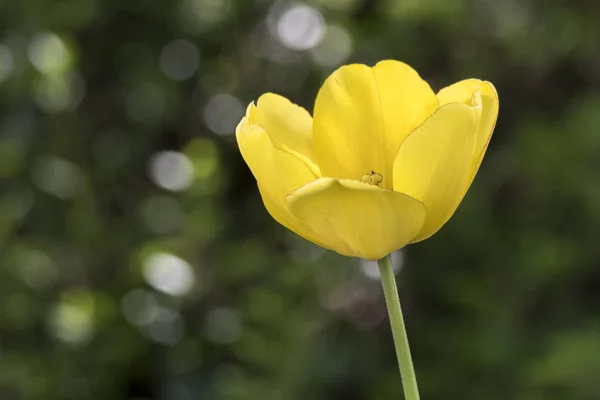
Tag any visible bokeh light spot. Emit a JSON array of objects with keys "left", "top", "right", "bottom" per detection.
[
  {"left": 276, "top": 4, "right": 325, "bottom": 51},
  {"left": 143, "top": 252, "right": 195, "bottom": 296},
  {"left": 360, "top": 250, "right": 404, "bottom": 280},
  {"left": 184, "top": 138, "right": 220, "bottom": 180},
  {"left": 27, "top": 32, "right": 72, "bottom": 75},
  {"left": 203, "top": 93, "right": 244, "bottom": 135},
  {"left": 310, "top": 25, "right": 353, "bottom": 67},
  {"left": 159, "top": 39, "right": 200, "bottom": 81},
  {"left": 34, "top": 73, "right": 85, "bottom": 113},
  {"left": 48, "top": 290, "right": 95, "bottom": 345},
  {"left": 149, "top": 151, "right": 195, "bottom": 191},
  {"left": 179, "top": 0, "right": 233, "bottom": 33},
  {"left": 145, "top": 307, "right": 185, "bottom": 346},
  {"left": 121, "top": 289, "right": 160, "bottom": 326},
  {"left": 31, "top": 156, "right": 85, "bottom": 200},
  {"left": 15, "top": 247, "right": 57, "bottom": 289}
]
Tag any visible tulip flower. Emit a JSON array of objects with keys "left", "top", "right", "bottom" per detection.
[
  {"left": 236, "top": 60, "right": 498, "bottom": 400},
  {"left": 237, "top": 61, "right": 497, "bottom": 260}
]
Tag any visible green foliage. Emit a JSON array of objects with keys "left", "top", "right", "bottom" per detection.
[{"left": 1, "top": 0, "right": 600, "bottom": 398}]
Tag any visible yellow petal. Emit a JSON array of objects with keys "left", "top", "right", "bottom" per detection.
[
  {"left": 373, "top": 60, "right": 439, "bottom": 173},
  {"left": 393, "top": 101, "right": 480, "bottom": 243},
  {"left": 287, "top": 178, "right": 426, "bottom": 260},
  {"left": 248, "top": 93, "right": 320, "bottom": 176},
  {"left": 313, "top": 64, "right": 386, "bottom": 185},
  {"left": 258, "top": 184, "right": 331, "bottom": 250},
  {"left": 313, "top": 62, "right": 437, "bottom": 189},
  {"left": 437, "top": 79, "right": 499, "bottom": 188},
  {"left": 236, "top": 117, "right": 322, "bottom": 244}
]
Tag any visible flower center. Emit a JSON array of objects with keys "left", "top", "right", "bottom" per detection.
[{"left": 361, "top": 171, "right": 383, "bottom": 186}]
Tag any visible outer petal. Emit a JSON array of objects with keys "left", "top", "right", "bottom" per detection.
[
  {"left": 236, "top": 117, "right": 323, "bottom": 245},
  {"left": 313, "top": 62, "right": 437, "bottom": 189},
  {"left": 437, "top": 79, "right": 499, "bottom": 188},
  {"left": 257, "top": 184, "right": 331, "bottom": 250},
  {"left": 287, "top": 178, "right": 426, "bottom": 260},
  {"left": 393, "top": 100, "right": 481, "bottom": 243},
  {"left": 248, "top": 93, "right": 320, "bottom": 175}
]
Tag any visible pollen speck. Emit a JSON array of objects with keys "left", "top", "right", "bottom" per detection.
[{"left": 362, "top": 171, "right": 383, "bottom": 186}]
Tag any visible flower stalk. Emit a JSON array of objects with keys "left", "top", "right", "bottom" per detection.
[{"left": 377, "top": 254, "right": 420, "bottom": 400}]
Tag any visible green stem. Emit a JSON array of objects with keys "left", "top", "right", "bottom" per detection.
[{"left": 377, "top": 254, "right": 420, "bottom": 400}]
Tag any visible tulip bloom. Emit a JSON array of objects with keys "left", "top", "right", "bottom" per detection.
[{"left": 236, "top": 60, "right": 498, "bottom": 260}]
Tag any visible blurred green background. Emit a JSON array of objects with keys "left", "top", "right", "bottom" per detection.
[{"left": 1, "top": 0, "right": 600, "bottom": 399}]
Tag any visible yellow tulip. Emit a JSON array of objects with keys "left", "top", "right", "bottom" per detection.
[{"left": 236, "top": 60, "right": 498, "bottom": 260}]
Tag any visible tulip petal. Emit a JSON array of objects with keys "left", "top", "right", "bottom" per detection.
[
  {"left": 313, "top": 64, "right": 386, "bottom": 186},
  {"left": 287, "top": 178, "right": 426, "bottom": 260},
  {"left": 373, "top": 60, "right": 439, "bottom": 172},
  {"left": 248, "top": 93, "right": 320, "bottom": 176},
  {"left": 257, "top": 183, "right": 331, "bottom": 250},
  {"left": 313, "top": 62, "right": 437, "bottom": 189},
  {"left": 437, "top": 79, "right": 499, "bottom": 188},
  {"left": 393, "top": 102, "right": 480, "bottom": 242},
  {"left": 236, "top": 117, "right": 322, "bottom": 244}
]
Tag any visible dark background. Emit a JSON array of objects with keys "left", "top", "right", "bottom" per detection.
[{"left": 1, "top": 0, "right": 600, "bottom": 399}]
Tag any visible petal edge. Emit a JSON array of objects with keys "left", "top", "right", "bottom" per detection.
[
  {"left": 393, "top": 101, "right": 480, "bottom": 242},
  {"left": 287, "top": 178, "right": 426, "bottom": 260}
]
